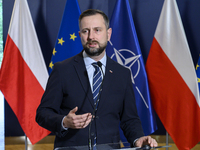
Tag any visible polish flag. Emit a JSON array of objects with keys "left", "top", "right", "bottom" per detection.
[
  {"left": 0, "top": 0, "right": 50, "bottom": 144},
  {"left": 146, "top": 0, "right": 200, "bottom": 149}
]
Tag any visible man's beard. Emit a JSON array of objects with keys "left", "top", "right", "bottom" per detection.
[{"left": 84, "top": 40, "right": 107, "bottom": 56}]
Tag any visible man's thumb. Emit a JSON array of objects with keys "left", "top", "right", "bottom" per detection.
[{"left": 70, "top": 106, "right": 78, "bottom": 114}]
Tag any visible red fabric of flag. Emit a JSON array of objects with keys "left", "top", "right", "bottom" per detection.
[
  {"left": 146, "top": 0, "right": 200, "bottom": 149},
  {"left": 0, "top": 0, "right": 50, "bottom": 144}
]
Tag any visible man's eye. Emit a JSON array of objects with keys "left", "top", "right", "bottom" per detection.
[
  {"left": 82, "top": 30, "right": 88, "bottom": 33},
  {"left": 95, "top": 29, "right": 101, "bottom": 33}
]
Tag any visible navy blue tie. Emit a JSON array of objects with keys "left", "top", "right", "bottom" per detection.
[
  {"left": 92, "top": 62, "right": 102, "bottom": 107},
  {"left": 92, "top": 62, "right": 102, "bottom": 150}
]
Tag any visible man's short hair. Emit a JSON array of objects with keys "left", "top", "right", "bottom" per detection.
[{"left": 79, "top": 9, "right": 110, "bottom": 29}]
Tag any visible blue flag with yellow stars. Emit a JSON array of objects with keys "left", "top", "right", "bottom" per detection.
[
  {"left": 106, "top": 0, "right": 157, "bottom": 147},
  {"left": 196, "top": 55, "right": 200, "bottom": 93},
  {"left": 48, "top": 0, "right": 82, "bottom": 74}
]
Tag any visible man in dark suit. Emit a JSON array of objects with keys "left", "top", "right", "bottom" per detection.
[{"left": 36, "top": 9, "right": 157, "bottom": 149}]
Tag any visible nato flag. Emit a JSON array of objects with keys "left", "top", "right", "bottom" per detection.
[{"left": 106, "top": 0, "right": 157, "bottom": 147}]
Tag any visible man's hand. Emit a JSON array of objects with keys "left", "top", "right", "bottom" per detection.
[
  {"left": 135, "top": 136, "right": 158, "bottom": 148},
  {"left": 63, "top": 107, "right": 92, "bottom": 129}
]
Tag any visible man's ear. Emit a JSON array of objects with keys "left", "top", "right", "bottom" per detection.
[
  {"left": 107, "top": 28, "right": 112, "bottom": 41},
  {"left": 79, "top": 31, "right": 81, "bottom": 37}
]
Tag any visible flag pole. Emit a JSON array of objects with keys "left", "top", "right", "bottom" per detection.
[
  {"left": 25, "top": 134, "right": 28, "bottom": 150},
  {"left": 0, "top": 92, "right": 4, "bottom": 150},
  {"left": 166, "top": 131, "right": 169, "bottom": 150}
]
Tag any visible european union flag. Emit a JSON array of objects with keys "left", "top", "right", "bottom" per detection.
[
  {"left": 48, "top": 0, "right": 82, "bottom": 74},
  {"left": 196, "top": 56, "right": 200, "bottom": 92},
  {"left": 106, "top": 0, "right": 157, "bottom": 147}
]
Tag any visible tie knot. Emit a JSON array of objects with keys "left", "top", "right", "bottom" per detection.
[
  {"left": 92, "top": 62, "right": 99, "bottom": 70},
  {"left": 92, "top": 61, "right": 102, "bottom": 68},
  {"left": 92, "top": 62, "right": 98, "bottom": 66}
]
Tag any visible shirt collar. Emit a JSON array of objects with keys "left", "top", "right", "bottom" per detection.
[{"left": 83, "top": 50, "right": 107, "bottom": 67}]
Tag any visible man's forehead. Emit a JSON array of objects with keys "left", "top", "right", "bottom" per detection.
[{"left": 80, "top": 14, "right": 105, "bottom": 28}]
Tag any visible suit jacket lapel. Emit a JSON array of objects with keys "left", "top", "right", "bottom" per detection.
[
  {"left": 73, "top": 52, "right": 94, "bottom": 107},
  {"left": 97, "top": 56, "right": 115, "bottom": 111}
]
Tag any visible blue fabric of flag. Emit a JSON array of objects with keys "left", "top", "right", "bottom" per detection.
[
  {"left": 48, "top": 0, "right": 82, "bottom": 74},
  {"left": 106, "top": 0, "right": 157, "bottom": 147},
  {"left": 196, "top": 57, "right": 200, "bottom": 93}
]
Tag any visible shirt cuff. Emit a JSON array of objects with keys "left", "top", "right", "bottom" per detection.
[
  {"left": 61, "top": 116, "right": 68, "bottom": 130},
  {"left": 133, "top": 138, "right": 139, "bottom": 147}
]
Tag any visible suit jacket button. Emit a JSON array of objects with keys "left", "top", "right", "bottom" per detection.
[{"left": 96, "top": 116, "right": 99, "bottom": 119}]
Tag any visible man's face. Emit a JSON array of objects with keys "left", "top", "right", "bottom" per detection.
[{"left": 79, "top": 14, "right": 112, "bottom": 57}]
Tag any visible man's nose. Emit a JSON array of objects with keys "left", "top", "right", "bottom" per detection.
[{"left": 87, "top": 31, "right": 95, "bottom": 40}]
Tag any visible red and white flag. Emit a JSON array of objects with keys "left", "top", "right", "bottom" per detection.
[
  {"left": 146, "top": 0, "right": 200, "bottom": 149},
  {"left": 0, "top": 0, "right": 50, "bottom": 144}
]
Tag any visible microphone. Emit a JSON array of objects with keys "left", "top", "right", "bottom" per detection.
[
  {"left": 88, "top": 61, "right": 105, "bottom": 150},
  {"left": 136, "top": 145, "right": 172, "bottom": 150}
]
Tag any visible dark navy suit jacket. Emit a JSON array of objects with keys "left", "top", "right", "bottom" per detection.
[{"left": 36, "top": 51, "right": 144, "bottom": 149}]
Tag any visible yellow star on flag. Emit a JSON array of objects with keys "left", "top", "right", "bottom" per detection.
[
  {"left": 196, "top": 64, "right": 199, "bottom": 70},
  {"left": 53, "top": 48, "right": 57, "bottom": 55},
  {"left": 49, "top": 61, "right": 54, "bottom": 69},
  {"left": 198, "top": 78, "right": 200, "bottom": 83},
  {"left": 70, "top": 33, "right": 77, "bottom": 41},
  {"left": 58, "top": 38, "right": 65, "bottom": 45}
]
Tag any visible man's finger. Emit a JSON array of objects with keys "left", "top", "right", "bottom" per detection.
[
  {"left": 70, "top": 107, "right": 78, "bottom": 114},
  {"left": 75, "top": 113, "right": 91, "bottom": 121}
]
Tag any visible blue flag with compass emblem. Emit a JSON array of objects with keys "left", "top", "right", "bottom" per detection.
[
  {"left": 48, "top": 0, "right": 82, "bottom": 74},
  {"left": 106, "top": 0, "right": 157, "bottom": 147}
]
